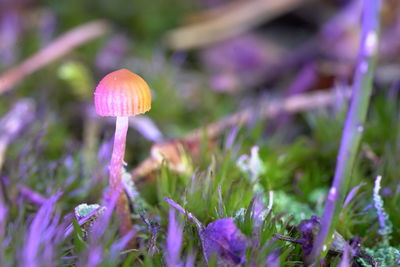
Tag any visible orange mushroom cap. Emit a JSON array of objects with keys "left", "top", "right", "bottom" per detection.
[{"left": 94, "top": 69, "right": 152, "bottom": 117}]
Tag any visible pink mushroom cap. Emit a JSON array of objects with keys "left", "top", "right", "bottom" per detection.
[{"left": 94, "top": 69, "right": 152, "bottom": 117}]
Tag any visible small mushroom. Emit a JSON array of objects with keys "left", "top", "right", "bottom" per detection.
[{"left": 94, "top": 68, "right": 151, "bottom": 238}]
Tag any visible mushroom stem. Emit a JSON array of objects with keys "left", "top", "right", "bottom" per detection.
[{"left": 110, "top": 116, "right": 133, "bottom": 239}]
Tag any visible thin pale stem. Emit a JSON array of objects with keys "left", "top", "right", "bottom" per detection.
[
  {"left": 306, "top": 0, "right": 381, "bottom": 265},
  {"left": 110, "top": 116, "right": 133, "bottom": 240}
]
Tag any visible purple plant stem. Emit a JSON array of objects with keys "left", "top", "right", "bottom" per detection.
[
  {"left": 265, "top": 250, "right": 280, "bottom": 267},
  {"left": 306, "top": 0, "right": 382, "bottom": 264},
  {"left": 338, "top": 243, "right": 351, "bottom": 267},
  {"left": 343, "top": 182, "right": 365, "bottom": 209},
  {"left": 0, "top": 187, "right": 7, "bottom": 263},
  {"left": 166, "top": 209, "right": 183, "bottom": 267},
  {"left": 109, "top": 230, "right": 136, "bottom": 260},
  {"left": 85, "top": 246, "right": 103, "bottom": 267},
  {"left": 0, "top": 20, "right": 109, "bottom": 94},
  {"left": 23, "top": 192, "right": 63, "bottom": 267},
  {"left": 0, "top": 11, "right": 20, "bottom": 67},
  {"left": 19, "top": 185, "right": 47, "bottom": 205},
  {"left": 110, "top": 116, "right": 133, "bottom": 241},
  {"left": 184, "top": 252, "right": 196, "bottom": 267},
  {"left": 0, "top": 99, "right": 35, "bottom": 171},
  {"left": 321, "top": 0, "right": 361, "bottom": 44},
  {"left": 270, "top": 63, "right": 317, "bottom": 132}
]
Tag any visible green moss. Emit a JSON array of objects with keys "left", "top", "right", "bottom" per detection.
[{"left": 358, "top": 245, "right": 400, "bottom": 267}]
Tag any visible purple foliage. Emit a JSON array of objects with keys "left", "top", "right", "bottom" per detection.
[
  {"left": 97, "top": 136, "right": 113, "bottom": 178},
  {"left": 165, "top": 198, "right": 248, "bottom": 266},
  {"left": 380, "top": 16, "right": 400, "bottom": 57},
  {"left": 22, "top": 192, "right": 64, "bottom": 267},
  {"left": 97, "top": 137, "right": 113, "bottom": 164},
  {"left": 0, "top": 10, "right": 21, "bottom": 67},
  {"left": 129, "top": 116, "right": 164, "bottom": 142},
  {"left": 19, "top": 185, "right": 47, "bottom": 205},
  {"left": 201, "top": 218, "right": 248, "bottom": 266},
  {"left": 79, "top": 192, "right": 117, "bottom": 266},
  {"left": 184, "top": 252, "right": 196, "bottom": 267},
  {"left": 0, "top": 99, "right": 35, "bottom": 144},
  {"left": 252, "top": 196, "right": 267, "bottom": 228},
  {"left": 38, "top": 10, "right": 57, "bottom": 47},
  {"left": 338, "top": 243, "right": 351, "bottom": 267},
  {"left": 381, "top": 187, "right": 392, "bottom": 197},
  {"left": 320, "top": 0, "right": 362, "bottom": 61},
  {"left": 265, "top": 250, "right": 280, "bottom": 267},
  {"left": 90, "top": 191, "right": 117, "bottom": 241},
  {"left": 343, "top": 183, "right": 365, "bottom": 209},
  {"left": 95, "top": 35, "right": 129, "bottom": 74},
  {"left": 201, "top": 34, "right": 279, "bottom": 92},
  {"left": 83, "top": 246, "right": 102, "bottom": 267},
  {"left": 0, "top": 193, "right": 7, "bottom": 258},
  {"left": 202, "top": 35, "right": 267, "bottom": 72},
  {"left": 310, "top": 0, "right": 382, "bottom": 262},
  {"left": 79, "top": 193, "right": 137, "bottom": 265},
  {"left": 297, "top": 216, "right": 321, "bottom": 257},
  {"left": 286, "top": 63, "right": 317, "bottom": 95},
  {"left": 109, "top": 230, "right": 136, "bottom": 261},
  {"left": 166, "top": 209, "right": 183, "bottom": 267}
]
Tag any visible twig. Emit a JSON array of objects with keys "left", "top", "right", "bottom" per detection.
[
  {"left": 307, "top": 0, "right": 382, "bottom": 264},
  {"left": 185, "top": 88, "right": 350, "bottom": 142},
  {"left": 361, "top": 144, "right": 380, "bottom": 166},
  {"left": 131, "top": 88, "right": 351, "bottom": 182},
  {"left": 164, "top": 197, "right": 204, "bottom": 231},
  {"left": 0, "top": 20, "right": 109, "bottom": 94},
  {"left": 165, "top": 0, "right": 307, "bottom": 50},
  {"left": 273, "top": 233, "right": 302, "bottom": 244}
]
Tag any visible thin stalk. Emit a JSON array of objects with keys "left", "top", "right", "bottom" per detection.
[
  {"left": 164, "top": 198, "right": 204, "bottom": 231},
  {"left": 110, "top": 116, "right": 133, "bottom": 239},
  {"left": 306, "top": 0, "right": 381, "bottom": 265}
]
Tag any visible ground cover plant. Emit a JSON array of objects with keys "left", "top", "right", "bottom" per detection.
[{"left": 0, "top": 0, "right": 399, "bottom": 266}]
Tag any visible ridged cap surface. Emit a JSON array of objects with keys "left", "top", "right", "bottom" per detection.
[{"left": 94, "top": 69, "right": 152, "bottom": 117}]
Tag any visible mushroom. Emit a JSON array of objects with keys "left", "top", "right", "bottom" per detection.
[{"left": 94, "top": 68, "right": 151, "bottom": 237}]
